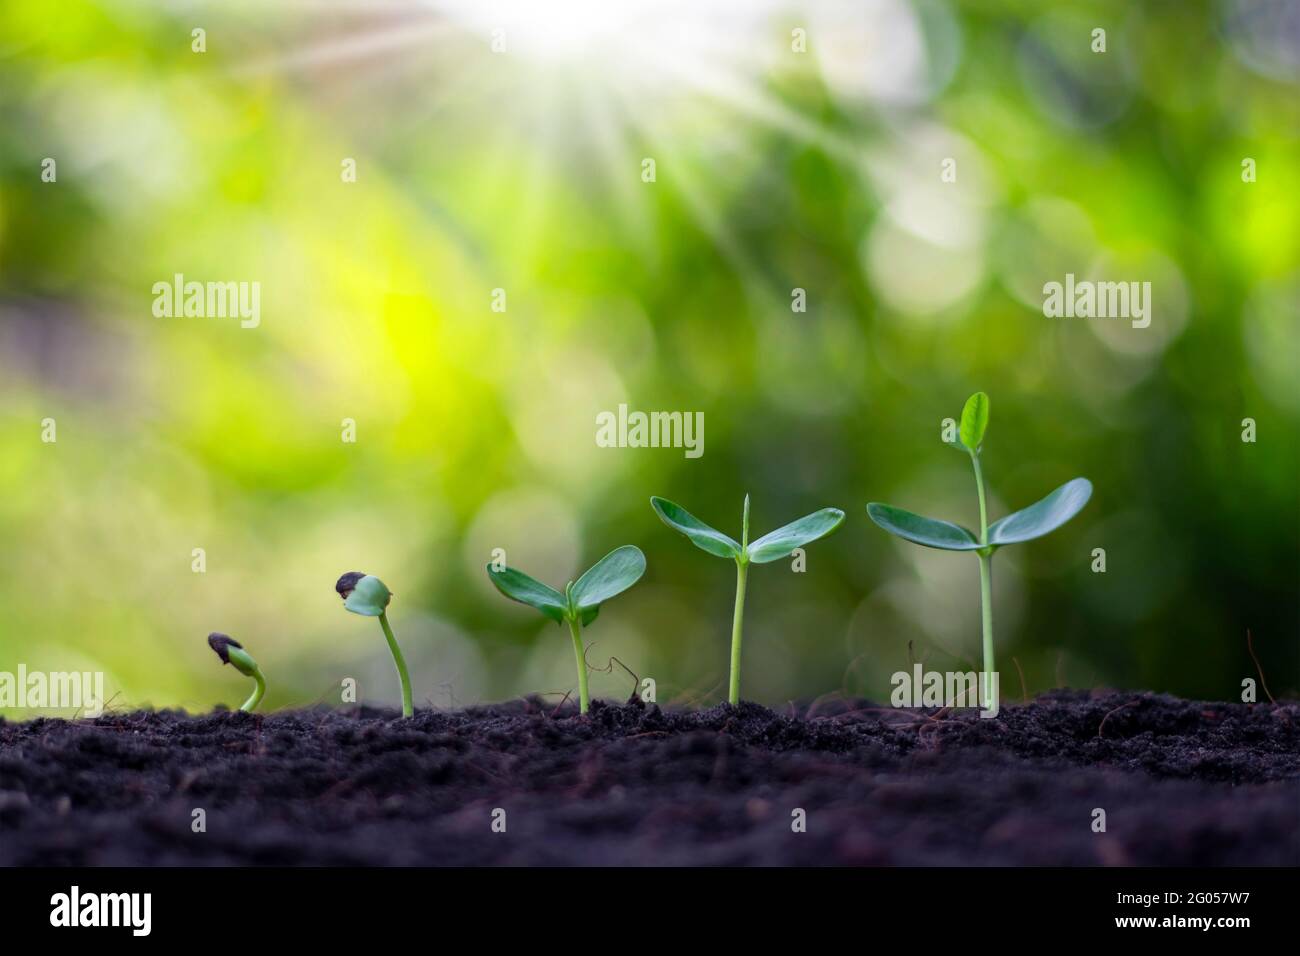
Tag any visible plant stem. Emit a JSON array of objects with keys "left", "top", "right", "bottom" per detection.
[
  {"left": 567, "top": 616, "right": 590, "bottom": 714},
  {"left": 240, "top": 668, "right": 265, "bottom": 713},
  {"left": 725, "top": 494, "right": 752, "bottom": 707},
  {"left": 728, "top": 558, "right": 749, "bottom": 706},
  {"left": 970, "top": 453, "right": 989, "bottom": 541},
  {"left": 378, "top": 611, "right": 413, "bottom": 718},
  {"left": 970, "top": 451, "right": 997, "bottom": 710},
  {"left": 978, "top": 551, "right": 995, "bottom": 706}
]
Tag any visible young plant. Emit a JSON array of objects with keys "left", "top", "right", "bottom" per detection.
[
  {"left": 651, "top": 495, "right": 845, "bottom": 706},
  {"left": 335, "top": 571, "right": 413, "bottom": 718},
  {"left": 486, "top": 545, "right": 646, "bottom": 714},
  {"left": 207, "top": 632, "right": 266, "bottom": 713},
  {"left": 866, "top": 392, "right": 1092, "bottom": 711}
]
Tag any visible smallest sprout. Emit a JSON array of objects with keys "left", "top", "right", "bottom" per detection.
[{"left": 208, "top": 632, "right": 266, "bottom": 713}]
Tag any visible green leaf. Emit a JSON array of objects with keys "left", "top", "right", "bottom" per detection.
[
  {"left": 866, "top": 503, "right": 982, "bottom": 551},
  {"left": 959, "top": 392, "right": 989, "bottom": 451},
  {"left": 571, "top": 545, "right": 646, "bottom": 610},
  {"left": 987, "top": 478, "right": 1092, "bottom": 546},
  {"left": 486, "top": 565, "right": 568, "bottom": 623},
  {"left": 650, "top": 497, "right": 742, "bottom": 559},
  {"left": 579, "top": 605, "right": 599, "bottom": 626},
  {"left": 343, "top": 575, "right": 393, "bottom": 616},
  {"left": 746, "top": 508, "right": 846, "bottom": 564}
]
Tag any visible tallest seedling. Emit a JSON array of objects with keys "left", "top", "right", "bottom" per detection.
[
  {"left": 867, "top": 392, "right": 1092, "bottom": 711},
  {"left": 652, "top": 495, "right": 845, "bottom": 705}
]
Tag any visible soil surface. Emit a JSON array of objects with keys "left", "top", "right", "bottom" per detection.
[{"left": 0, "top": 691, "right": 1296, "bottom": 865}]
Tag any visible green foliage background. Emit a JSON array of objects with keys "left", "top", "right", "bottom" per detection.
[{"left": 0, "top": 0, "right": 1296, "bottom": 714}]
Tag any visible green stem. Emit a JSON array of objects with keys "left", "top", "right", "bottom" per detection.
[
  {"left": 970, "top": 453, "right": 989, "bottom": 542},
  {"left": 378, "top": 611, "right": 413, "bottom": 718},
  {"left": 567, "top": 616, "right": 590, "bottom": 714},
  {"left": 722, "top": 493, "right": 754, "bottom": 707},
  {"left": 727, "top": 494, "right": 752, "bottom": 707},
  {"left": 970, "top": 452, "right": 997, "bottom": 710},
  {"left": 729, "top": 559, "right": 749, "bottom": 706},
  {"left": 240, "top": 668, "right": 265, "bottom": 713},
  {"left": 978, "top": 552, "right": 995, "bottom": 706}
]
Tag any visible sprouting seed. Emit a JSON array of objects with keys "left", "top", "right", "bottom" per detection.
[
  {"left": 335, "top": 571, "right": 413, "bottom": 718},
  {"left": 866, "top": 391, "right": 1092, "bottom": 712},
  {"left": 651, "top": 495, "right": 845, "bottom": 706},
  {"left": 486, "top": 546, "right": 646, "bottom": 715},
  {"left": 208, "top": 632, "right": 266, "bottom": 713}
]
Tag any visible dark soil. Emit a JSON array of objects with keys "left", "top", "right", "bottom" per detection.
[{"left": 1, "top": 691, "right": 1296, "bottom": 865}]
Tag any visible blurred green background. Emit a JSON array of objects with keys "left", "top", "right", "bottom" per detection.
[{"left": 1, "top": 0, "right": 1296, "bottom": 716}]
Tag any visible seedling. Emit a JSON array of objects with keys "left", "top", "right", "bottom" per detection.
[
  {"left": 335, "top": 571, "right": 413, "bottom": 718},
  {"left": 486, "top": 546, "right": 646, "bottom": 714},
  {"left": 207, "top": 632, "right": 266, "bottom": 713},
  {"left": 866, "top": 392, "right": 1092, "bottom": 711},
  {"left": 651, "top": 495, "right": 845, "bottom": 706}
]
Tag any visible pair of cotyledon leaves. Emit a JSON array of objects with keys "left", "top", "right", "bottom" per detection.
[
  {"left": 866, "top": 478, "right": 1092, "bottom": 552},
  {"left": 867, "top": 391, "right": 1092, "bottom": 551},
  {"left": 650, "top": 496, "right": 845, "bottom": 563},
  {"left": 488, "top": 545, "right": 647, "bottom": 626}
]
